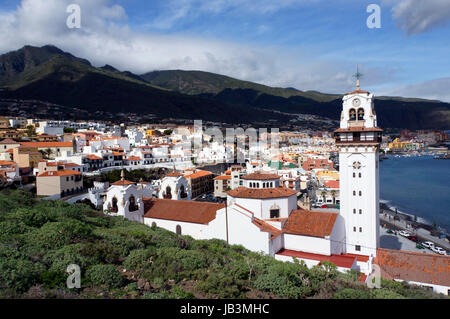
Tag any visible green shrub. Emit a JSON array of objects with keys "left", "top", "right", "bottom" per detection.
[
  {"left": 43, "top": 244, "right": 100, "bottom": 274},
  {"left": 371, "top": 289, "right": 406, "bottom": 299},
  {"left": 123, "top": 248, "right": 156, "bottom": 271},
  {"left": 195, "top": 271, "right": 244, "bottom": 298},
  {"left": 334, "top": 288, "right": 371, "bottom": 299},
  {"left": 40, "top": 271, "right": 67, "bottom": 289},
  {"left": 0, "top": 258, "right": 45, "bottom": 293},
  {"left": 80, "top": 241, "right": 121, "bottom": 264},
  {"left": 25, "top": 219, "right": 92, "bottom": 250},
  {"left": 86, "top": 264, "right": 125, "bottom": 289}
]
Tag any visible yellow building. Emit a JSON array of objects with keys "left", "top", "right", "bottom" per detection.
[
  {"left": 316, "top": 169, "right": 340, "bottom": 180},
  {"left": 145, "top": 129, "right": 155, "bottom": 139},
  {"left": 389, "top": 137, "right": 419, "bottom": 150}
]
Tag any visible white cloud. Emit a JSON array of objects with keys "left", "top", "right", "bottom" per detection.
[
  {"left": 0, "top": 0, "right": 447, "bottom": 103},
  {"left": 387, "top": 0, "right": 450, "bottom": 35},
  {"left": 0, "top": 0, "right": 357, "bottom": 93},
  {"left": 379, "top": 77, "right": 450, "bottom": 102},
  {"left": 151, "top": 0, "right": 315, "bottom": 29}
]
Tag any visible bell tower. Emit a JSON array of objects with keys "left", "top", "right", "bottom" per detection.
[{"left": 334, "top": 70, "right": 382, "bottom": 257}]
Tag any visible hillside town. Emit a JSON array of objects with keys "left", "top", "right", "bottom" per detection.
[{"left": 0, "top": 87, "right": 449, "bottom": 296}]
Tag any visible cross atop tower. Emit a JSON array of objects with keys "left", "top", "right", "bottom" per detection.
[{"left": 353, "top": 65, "right": 363, "bottom": 90}]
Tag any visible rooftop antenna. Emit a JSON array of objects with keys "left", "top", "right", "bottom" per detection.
[{"left": 353, "top": 65, "right": 363, "bottom": 90}]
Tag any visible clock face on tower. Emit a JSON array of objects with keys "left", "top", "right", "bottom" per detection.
[
  {"left": 352, "top": 161, "right": 361, "bottom": 169},
  {"left": 353, "top": 98, "right": 361, "bottom": 107}
]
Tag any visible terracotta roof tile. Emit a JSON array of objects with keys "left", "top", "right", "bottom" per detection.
[
  {"left": 241, "top": 172, "right": 280, "bottom": 180},
  {"left": 253, "top": 218, "right": 282, "bottom": 239},
  {"left": 375, "top": 248, "right": 450, "bottom": 287},
  {"left": 323, "top": 180, "right": 339, "bottom": 189},
  {"left": 20, "top": 141, "right": 73, "bottom": 148},
  {"left": 276, "top": 249, "right": 356, "bottom": 269},
  {"left": 112, "top": 179, "right": 135, "bottom": 186},
  {"left": 227, "top": 187, "right": 297, "bottom": 199},
  {"left": 143, "top": 198, "right": 224, "bottom": 225},
  {"left": 38, "top": 169, "right": 82, "bottom": 177},
  {"left": 214, "top": 175, "right": 231, "bottom": 180},
  {"left": 185, "top": 170, "right": 213, "bottom": 179},
  {"left": 282, "top": 209, "right": 338, "bottom": 238}
]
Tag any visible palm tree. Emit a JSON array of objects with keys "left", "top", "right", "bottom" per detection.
[
  {"left": 330, "top": 190, "right": 337, "bottom": 204},
  {"left": 321, "top": 190, "right": 327, "bottom": 204}
]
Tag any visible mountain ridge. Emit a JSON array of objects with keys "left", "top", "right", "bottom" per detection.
[{"left": 0, "top": 45, "right": 449, "bottom": 129}]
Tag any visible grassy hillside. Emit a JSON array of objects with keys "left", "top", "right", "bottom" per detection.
[{"left": 0, "top": 189, "right": 446, "bottom": 299}]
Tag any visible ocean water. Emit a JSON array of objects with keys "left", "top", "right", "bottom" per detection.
[{"left": 379, "top": 155, "right": 450, "bottom": 233}]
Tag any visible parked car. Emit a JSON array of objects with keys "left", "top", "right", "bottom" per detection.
[
  {"left": 398, "top": 230, "right": 411, "bottom": 237},
  {"left": 421, "top": 241, "right": 435, "bottom": 249},
  {"left": 320, "top": 205, "right": 328, "bottom": 208},
  {"left": 431, "top": 246, "right": 447, "bottom": 255},
  {"left": 416, "top": 244, "right": 424, "bottom": 249},
  {"left": 386, "top": 229, "right": 394, "bottom": 234},
  {"left": 407, "top": 235, "right": 418, "bottom": 242}
]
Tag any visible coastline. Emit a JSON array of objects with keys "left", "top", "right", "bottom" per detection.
[{"left": 380, "top": 151, "right": 450, "bottom": 236}]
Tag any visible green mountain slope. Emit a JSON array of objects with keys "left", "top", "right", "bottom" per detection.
[
  {"left": 0, "top": 46, "right": 289, "bottom": 123},
  {"left": 142, "top": 70, "right": 450, "bottom": 130},
  {"left": 0, "top": 45, "right": 449, "bottom": 129}
]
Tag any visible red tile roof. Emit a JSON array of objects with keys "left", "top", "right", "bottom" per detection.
[
  {"left": 166, "top": 171, "right": 183, "bottom": 177},
  {"left": 241, "top": 172, "right": 280, "bottom": 180},
  {"left": 38, "top": 169, "right": 82, "bottom": 177},
  {"left": 342, "top": 253, "right": 370, "bottom": 262},
  {"left": 125, "top": 156, "right": 142, "bottom": 161},
  {"left": 227, "top": 187, "right": 297, "bottom": 199},
  {"left": 185, "top": 170, "right": 213, "bottom": 179},
  {"left": 276, "top": 249, "right": 356, "bottom": 269},
  {"left": 112, "top": 179, "right": 135, "bottom": 186},
  {"left": 20, "top": 141, "right": 73, "bottom": 148},
  {"left": 346, "top": 89, "right": 369, "bottom": 95},
  {"left": 0, "top": 138, "right": 19, "bottom": 144},
  {"left": 85, "top": 155, "right": 103, "bottom": 160},
  {"left": 214, "top": 175, "right": 231, "bottom": 180},
  {"left": 253, "top": 217, "right": 282, "bottom": 239},
  {"left": 143, "top": 198, "right": 225, "bottom": 225},
  {"left": 375, "top": 248, "right": 450, "bottom": 287},
  {"left": 324, "top": 180, "right": 339, "bottom": 189},
  {"left": 282, "top": 209, "right": 338, "bottom": 238}
]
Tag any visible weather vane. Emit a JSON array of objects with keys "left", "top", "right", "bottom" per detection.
[{"left": 353, "top": 65, "right": 363, "bottom": 90}]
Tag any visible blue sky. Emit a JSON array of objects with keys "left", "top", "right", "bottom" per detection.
[{"left": 1, "top": 0, "right": 450, "bottom": 101}]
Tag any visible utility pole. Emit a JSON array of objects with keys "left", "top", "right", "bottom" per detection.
[{"left": 225, "top": 198, "right": 229, "bottom": 244}]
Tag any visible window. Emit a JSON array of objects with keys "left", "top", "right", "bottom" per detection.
[
  {"left": 176, "top": 225, "right": 182, "bottom": 235},
  {"left": 355, "top": 245, "right": 361, "bottom": 251},
  {"left": 359, "top": 209, "right": 362, "bottom": 215},
  {"left": 359, "top": 191, "right": 362, "bottom": 196},
  {"left": 359, "top": 227, "right": 362, "bottom": 232},
  {"left": 357, "top": 108, "right": 365, "bottom": 120},
  {"left": 353, "top": 227, "right": 356, "bottom": 232},
  {"left": 353, "top": 191, "right": 356, "bottom": 196},
  {"left": 129, "top": 195, "right": 138, "bottom": 212},
  {"left": 359, "top": 172, "right": 362, "bottom": 178},
  {"left": 353, "top": 209, "right": 356, "bottom": 214},
  {"left": 349, "top": 108, "right": 356, "bottom": 121},
  {"left": 270, "top": 209, "right": 280, "bottom": 219},
  {"left": 353, "top": 172, "right": 356, "bottom": 178}
]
